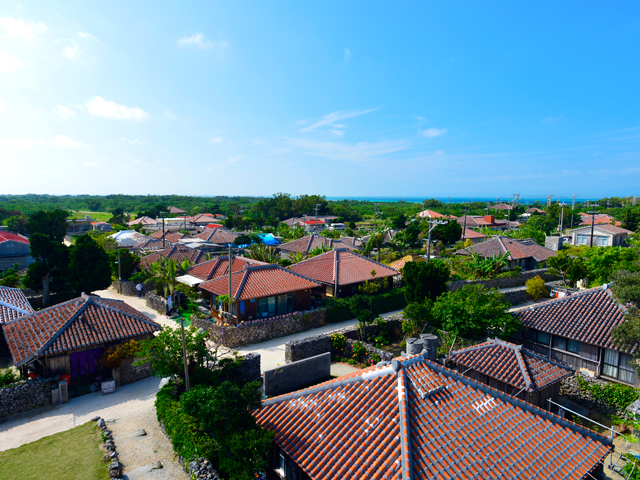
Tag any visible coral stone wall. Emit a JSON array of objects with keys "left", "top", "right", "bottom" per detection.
[{"left": 0, "top": 377, "right": 58, "bottom": 419}]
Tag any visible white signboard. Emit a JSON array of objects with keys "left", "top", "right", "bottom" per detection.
[{"left": 101, "top": 380, "right": 116, "bottom": 395}]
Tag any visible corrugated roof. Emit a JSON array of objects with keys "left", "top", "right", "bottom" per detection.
[
  {"left": 0, "top": 232, "right": 30, "bottom": 245},
  {"left": 255, "top": 354, "right": 611, "bottom": 480}
]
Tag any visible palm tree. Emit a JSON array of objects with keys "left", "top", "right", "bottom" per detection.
[
  {"left": 307, "top": 244, "right": 332, "bottom": 258},
  {"left": 286, "top": 251, "right": 304, "bottom": 264},
  {"left": 364, "top": 230, "right": 386, "bottom": 262},
  {"left": 245, "top": 244, "right": 279, "bottom": 263}
]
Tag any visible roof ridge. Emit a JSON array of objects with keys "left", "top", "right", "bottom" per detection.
[{"left": 396, "top": 365, "right": 413, "bottom": 480}]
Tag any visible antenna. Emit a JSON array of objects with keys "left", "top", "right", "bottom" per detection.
[{"left": 547, "top": 194, "right": 554, "bottom": 207}]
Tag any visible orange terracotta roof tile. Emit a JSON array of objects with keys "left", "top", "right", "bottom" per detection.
[
  {"left": 0, "top": 286, "right": 34, "bottom": 324},
  {"left": 456, "top": 236, "right": 557, "bottom": 262},
  {"left": 139, "top": 244, "right": 209, "bottom": 268},
  {"left": 186, "top": 255, "right": 268, "bottom": 281}
]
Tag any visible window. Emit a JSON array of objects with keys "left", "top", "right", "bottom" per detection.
[
  {"left": 536, "top": 331, "right": 551, "bottom": 345},
  {"left": 596, "top": 236, "right": 609, "bottom": 246},
  {"left": 552, "top": 336, "right": 581, "bottom": 354},
  {"left": 286, "top": 293, "right": 294, "bottom": 314},
  {"left": 553, "top": 336, "right": 566, "bottom": 351},
  {"left": 259, "top": 298, "right": 268, "bottom": 317},
  {"left": 567, "top": 339, "right": 581, "bottom": 354},
  {"left": 268, "top": 296, "right": 276, "bottom": 315},
  {"left": 603, "top": 349, "right": 637, "bottom": 384},
  {"left": 524, "top": 328, "right": 536, "bottom": 342},
  {"left": 576, "top": 234, "right": 588, "bottom": 245}
]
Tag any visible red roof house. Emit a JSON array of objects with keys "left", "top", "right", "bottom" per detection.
[
  {"left": 0, "top": 286, "right": 35, "bottom": 355},
  {"left": 2, "top": 294, "right": 160, "bottom": 381},
  {"left": 490, "top": 203, "right": 514, "bottom": 210},
  {"left": 416, "top": 209, "right": 447, "bottom": 219},
  {"left": 180, "top": 255, "right": 268, "bottom": 285},
  {"left": 198, "top": 264, "right": 320, "bottom": 323},
  {"left": 139, "top": 244, "right": 209, "bottom": 268},
  {"left": 456, "top": 236, "right": 557, "bottom": 270},
  {"left": 278, "top": 234, "right": 357, "bottom": 258},
  {"left": 167, "top": 206, "right": 186, "bottom": 215},
  {"left": 448, "top": 338, "right": 573, "bottom": 408},
  {"left": 193, "top": 227, "right": 238, "bottom": 245},
  {"left": 512, "top": 286, "right": 638, "bottom": 386},
  {"left": 0, "top": 231, "right": 33, "bottom": 269},
  {"left": 254, "top": 353, "right": 611, "bottom": 480},
  {"left": 289, "top": 248, "right": 398, "bottom": 297}
]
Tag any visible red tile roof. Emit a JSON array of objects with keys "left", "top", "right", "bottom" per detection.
[
  {"left": 2, "top": 294, "right": 160, "bottom": 367},
  {"left": 448, "top": 338, "right": 573, "bottom": 392},
  {"left": 490, "top": 203, "right": 514, "bottom": 210},
  {"left": 463, "top": 228, "right": 487, "bottom": 239},
  {"left": 149, "top": 231, "right": 188, "bottom": 242},
  {"left": 189, "top": 214, "right": 217, "bottom": 224},
  {"left": 278, "top": 235, "right": 356, "bottom": 255},
  {"left": 139, "top": 244, "right": 209, "bottom": 268},
  {"left": 525, "top": 207, "right": 546, "bottom": 214},
  {"left": 0, "top": 287, "right": 34, "bottom": 325},
  {"left": 167, "top": 206, "right": 186, "bottom": 214},
  {"left": 128, "top": 216, "right": 158, "bottom": 226},
  {"left": 193, "top": 227, "right": 238, "bottom": 244},
  {"left": 204, "top": 223, "right": 223, "bottom": 229},
  {"left": 198, "top": 264, "right": 320, "bottom": 301},
  {"left": 456, "top": 216, "right": 508, "bottom": 228},
  {"left": 254, "top": 354, "right": 611, "bottom": 480},
  {"left": 0, "top": 232, "right": 30, "bottom": 245},
  {"left": 579, "top": 214, "right": 621, "bottom": 227},
  {"left": 416, "top": 209, "right": 447, "bottom": 219},
  {"left": 456, "top": 236, "right": 557, "bottom": 262},
  {"left": 131, "top": 239, "right": 170, "bottom": 252},
  {"left": 388, "top": 254, "right": 425, "bottom": 272},
  {"left": 513, "top": 286, "right": 633, "bottom": 352},
  {"left": 299, "top": 219, "right": 326, "bottom": 225},
  {"left": 289, "top": 248, "right": 398, "bottom": 287},
  {"left": 187, "top": 255, "right": 268, "bottom": 281}
]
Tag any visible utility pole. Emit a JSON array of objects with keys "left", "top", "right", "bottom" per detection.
[
  {"left": 373, "top": 203, "right": 380, "bottom": 230},
  {"left": 314, "top": 204, "right": 320, "bottom": 234},
  {"left": 161, "top": 210, "right": 166, "bottom": 248},
  {"left": 587, "top": 203, "right": 600, "bottom": 247},
  {"left": 559, "top": 202, "right": 565, "bottom": 233},
  {"left": 117, "top": 249, "right": 121, "bottom": 281},
  {"left": 461, "top": 204, "right": 468, "bottom": 241},
  {"left": 180, "top": 317, "right": 190, "bottom": 392},
  {"left": 426, "top": 219, "right": 448, "bottom": 262},
  {"left": 228, "top": 243, "right": 233, "bottom": 319}
]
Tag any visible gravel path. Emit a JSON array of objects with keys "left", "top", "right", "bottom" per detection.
[{"left": 109, "top": 406, "right": 189, "bottom": 480}]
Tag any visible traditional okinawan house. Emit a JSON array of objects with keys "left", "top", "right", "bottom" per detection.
[
  {"left": 0, "top": 286, "right": 34, "bottom": 355},
  {"left": 176, "top": 255, "right": 268, "bottom": 288},
  {"left": 388, "top": 254, "right": 425, "bottom": 273},
  {"left": 416, "top": 208, "right": 448, "bottom": 219},
  {"left": 447, "top": 338, "right": 573, "bottom": 409},
  {"left": 127, "top": 216, "right": 159, "bottom": 229},
  {"left": 167, "top": 206, "right": 186, "bottom": 215},
  {"left": 277, "top": 234, "right": 355, "bottom": 259},
  {"left": 254, "top": 353, "right": 612, "bottom": 480},
  {"left": 462, "top": 227, "right": 488, "bottom": 244},
  {"left": 2, "top": 294, "right": 160, "bottom": 385},
  {"left": 289, "top": 248, "right": 398, "bottom": 298},
  {"left": 193, "top": 227, "right": 238, "bottom": 246},
  {"left": 455, "top": 236, "right": 557, "bottom": 270},
  {"left": 149, "top": 230, "right": 188, "bottom": 243},
  {"left": 198, "top": 264, "right": 320, "bottom": 324},
  {"left": 139, "top": 244, "right": 209, "bottom": 269},
  {"left": 512, "top": 285, "right": 639, "bottom": 386},
  {"left": 490, "top": 203, "right": 514, "bottom": 211}
]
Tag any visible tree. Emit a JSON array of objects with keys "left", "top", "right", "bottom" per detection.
[
  {"left": 618, "top": 208, "right": 640, "bottom": 232},
  {"left": 23, "top": 233, "right": 70, "bottom": 306},
  {"left": 402, "top": 299, "right": 433, "bottom": 337},
  {"left": 286, "top": 251, "right": 304, "bottom": 264},
  {"left": 525, "top": 276, "right": 549, "bottom": 300},
  {"left": 403, "top": 260, "right": 450, "bottom": 304},
  {"left": 391, "top": 213, "right": 407, "bottom": 230},
  {"left": 180, "top": 382, "right": 275, "bottom": 480},
  {"left": 307, "top": 244, "right": 332, "bottom": 258},
  {"left": 68, "top": 234, "right": 112, "bottom": 294},
  {"left": 431, "top": 221, "right": 462, "bottom": 245},
  {"left": 547, "top": 252, "right": 588, "bottom": 287},
  {"left": 468, "top": 251, "right": 510, "bottom": 279},
  {"left": 4, "top": 215, "right": 28, "bottom": 235},
  {"left": 611, "top": 270, "right": 640, "bottom": 306},
  {"left": 350, "top": 294, "right": 377, "bottom": 341},
  {"left": 234, "top": 234, "right": 251, "bottom": 246},
  {"left": 145, "top": 257, "right": 190, "bottom": 298},
  {"left": 25, "top": 209, "right": 69, "bottom": 242},
  {"left": 109, "top": 248, "right": 140, "bottom": 281},
  {"left": 432, "top": 285, "right": 520, "bottom": 339},
  {"left": 245, "top": 244, "right": 279, "bottom": 263}
]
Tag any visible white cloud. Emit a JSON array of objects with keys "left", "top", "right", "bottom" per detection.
[
  {"left": 86, "top": 96, "right": 148, "bottom": 121},
  {"left": 0, "top": 50, "right": 23, "bottom": 74},
  {"left": 78, "top": 31, "right": 97, "bottom": 40},
  {"left": 0, "top": 137, "right": 47, "bottom": 148},
  {"left": 54, "top": 105, "right": 75, "bottom": 119},
  {"left": 226, "top": 155, "right": 241, "bottom": 164},
  {"left": 177, "top": 33, "right": 228, "bottom": 50},
  {"left": 119, "top": 138, "right": 143, "bottom": 144},
  {"left": 419, "top": 127, "right": 447, "bottom": 138},
  {"left": 344, "top": 48, "right": 351, "bottom": 63},
  {"left": 301, "top": 107, "right": 381, "bottom": 132},
  {"left": 54, "top": 135, "right": 81, "bottom": 147},
  {"left": 164, "top": 109, "right": 176, "bottom": 119},
  {"left": 284, "top": 137, "right": 408, "bottom": 162},
  {"left": 329, "top": 130, "right": 345, "bottom": 138},
  {"left": 434, "top": 150, "right": 444, "bottom": 155},
  {"left": 209, "top": 137, "right": 224, "bottom": 144},
  {"left": 63, "top": 42, "right": 80, "bottom": 60},
  {"left": 0, "top": 16, "right": 47, "bottom": 40}
]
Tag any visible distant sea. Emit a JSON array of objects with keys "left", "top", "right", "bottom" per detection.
[{"left": 326, "top": 196, "right": 590, "bottom": 204}]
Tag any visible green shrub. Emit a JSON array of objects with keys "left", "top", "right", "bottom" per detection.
[
  {"left": 371, "top": 354, "right": 381, "bottom": 364},
  {"left": 525, "top": 276, "right": 549, "bottom": 301},
  {"left": 351, "top": 341, "right": 367, "bottom": 361},
  {"left": 0, "top": 367, "right": 21, "bottom": 388},
  {"left": 576, "top": 375, "right": 638, "bottom": 411},
  {"left": 323, "top": 288, "right": 408, "bottom": 324},
  {"left": 330, "top": 333, "right": 346, "bottom": 353}
]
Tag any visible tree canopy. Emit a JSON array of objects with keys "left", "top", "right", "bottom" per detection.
[
  {"left": 68, "top": 235, "right": 112, "bottom": 294},
  {"left": 23, "top": 233, "right": 70, "bottom": 306},
  {"left": 25, "top": 209, "right": 69, "bottom": 242},
  {"left": 403, "top": 260, "right": 450, "bottom": 304}
]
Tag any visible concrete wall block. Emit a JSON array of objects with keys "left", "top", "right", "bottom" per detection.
[{"left": 264, "top": 352, "right": 331, "bottom": 397}]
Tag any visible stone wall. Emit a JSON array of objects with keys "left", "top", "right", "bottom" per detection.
[
  {"left": 114, "top": 280, "right": 155, "bottom": 297},
  {"left": 0, "top": 377, "right": 58, "bottom": 419},
  {"left": 193, "top": 309, "right": 326, "bottom": 348},
  {"left": 113, "top": 357, "right": 153, "bottom": 387},
  {"left": 236, "top": 353, "right": 261, "bottom": 384},
  {"left": 146, "top": 292, "right": 167, "bottom": 313},
  {"left": 285, "top": 313, "right": 403, "bottom": 363},
  {"left": 560, "top": 373, "right": 634, "bottom": 417},
  {"left": 447, "top": 268, "right": 561, "bottom": 292}
]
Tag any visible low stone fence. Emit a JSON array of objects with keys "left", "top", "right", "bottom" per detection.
[
  {"left": 235, "top": 353, "right": 261, "bottom": 384},
  {"left": 113, "top": 357, "right": 153, "bottom": 387},
  {"left": 285, "top": 313, "right": 403, "bottom": 363},
  {"left": 0, "top": 377, "right": 59, "bottom": 419},
  {"left": 114, "top": 280, "right": 155, "bottom": 297},
  {"left": 560, "top": 373, "right": 633, "bottom": 418},
  {"left": 146, "top": 292, "right": 167, "bottom": 313},
  {"left": 447, "top": 268, "right": 561, "bottom": 292},
  {"left": 193, "top": 309, "right": 326, "bottom": 348}
]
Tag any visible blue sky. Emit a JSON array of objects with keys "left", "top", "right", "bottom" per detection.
[{"left": 1, "top": 2, "right": 639, "bottom": 198}]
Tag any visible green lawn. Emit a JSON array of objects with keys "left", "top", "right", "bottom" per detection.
[
  {"left": 0, "top": 422, "right": 109, "bottom": 480},
  {"left": 69, "top": 211, "right": 113, "bottom": 222}
]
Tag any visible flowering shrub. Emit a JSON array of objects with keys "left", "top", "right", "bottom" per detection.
[
  {"left": 100, "top": 340, "right": 140, "bottom": 370},
  {"left": 351, "top": 341, "right": 367, "bottom": 361},
  {"left": 330, "top": 333, "right": 346, "bottom": 353}
]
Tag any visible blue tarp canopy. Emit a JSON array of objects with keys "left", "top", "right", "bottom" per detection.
[{"left": 259, "top": 233, "right": 279, "bottom": 245}]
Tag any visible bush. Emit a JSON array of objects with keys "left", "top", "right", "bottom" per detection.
[
  {"left": 330, "top": 333, "right": 346, "bottom": 353},
  {"left": 323, "top": 288, "right": 408, "bottom": 323},
  {"left": 99, "top": 340, "right": 140, "bottom": 370},
  {"left": 525, "top": 276, "right": 549, "bottom": 301},
  {"left": 0, "top": 367, "right": 21, "bottom": 388},
  {"left": 576, "top": 376, "right": 638, "bottom": 411},
  {"left": 352, "top": 342, "right": 367, "bottom": 361}
]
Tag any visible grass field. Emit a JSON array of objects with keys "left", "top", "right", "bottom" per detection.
[
  {"left": 69, "top": 211, "right": 112, "bottom": 222},
  {"left": 0, "top": 422, "right": 109, "bottom": 480}
]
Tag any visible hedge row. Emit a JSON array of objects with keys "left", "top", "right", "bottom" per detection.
[
  {"left": 324, "top": 288, "right": 407, "bottom": 324},
  {"left": 155, "top": 383, "right": 218, "bottom": 464}
]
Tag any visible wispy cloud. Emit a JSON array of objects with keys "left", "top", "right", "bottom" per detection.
[
  {"left": 86, "top": 96, "right": 148, "bottom": 121},
  {"left": 418, "top": 127, "right": 447, "bottom": 138},
  {"left": 119, "top": 138, "right": 143, "bottom": 144},
  {"left": 329, "top": 130, "right": 345, "bottom": 138},
  {"left": 344, "top": 48, "right": 351, "bottom": 63},
  {"left": 226, "top": 155, "right": 241, "bottom": 164},
  {"left": 54, "top": 105, "right": 76, "bottom": 119},
  {"left": 177, "top": 33, "right": 228, "bottom": 50},
  {"left": 284, "top": 137, "right": 408, "bottom": 161},
  {"left": 63, "top": 41, "right": 80, "bottom": 60},
  {"left": 54, "top": 135, "right": 82, "bottom": 147},
  {"left": 0, "top": 50, "right": 23, "bottom": 74},
  {"left": 83, "top": 161, "right": 100, "bottom": 167},
  {"left": 0, "top": 16, "right": 47, "bottom": 40},
  {"left": 78, "top": 31, "right": 97, "bottom": 41},
  {"left": 543, "top": 115, "right": 564, "bottom": 123},
  {"left": 209, "top": 137, "right": 224, "bottom": 144},
  {"left": 301, "top": 107, "right": 381, "bottom": 132}
]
